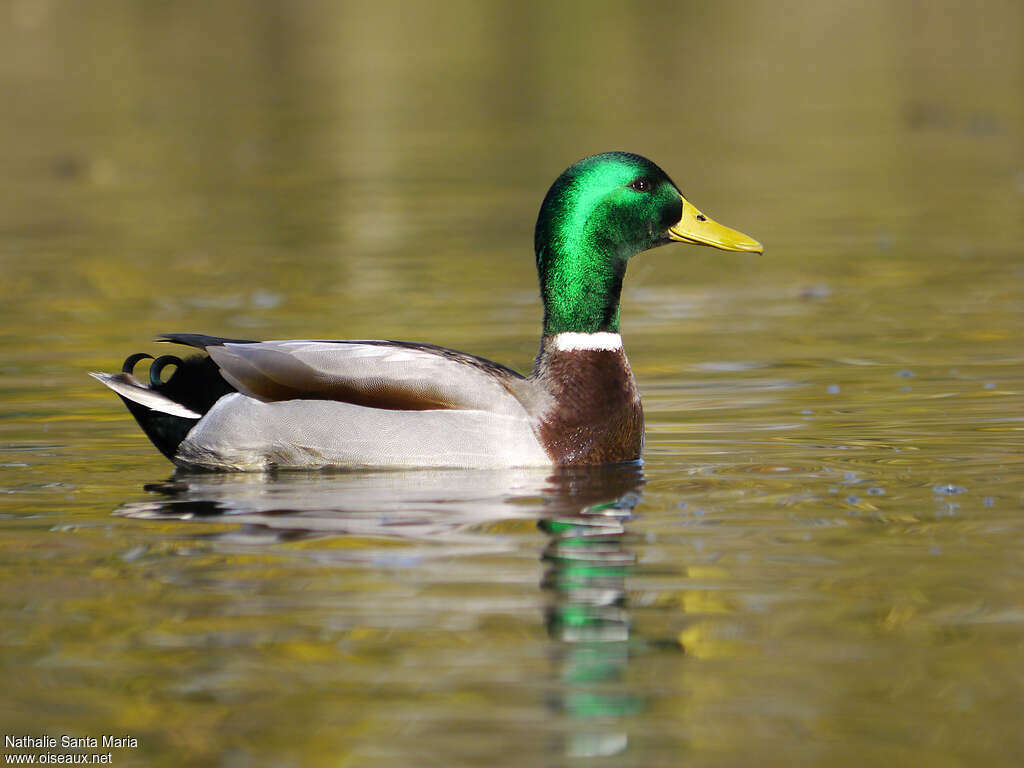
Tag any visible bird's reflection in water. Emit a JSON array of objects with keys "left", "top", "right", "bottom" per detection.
[
  {"left": 539, "top": 463, "right": 647, "bottom": 759},
  {"left": 118, "top": 467, "right": 564, "bottom": 554},
  {"left": 117, "top": 463, "right": 652, "bottom": 759}
]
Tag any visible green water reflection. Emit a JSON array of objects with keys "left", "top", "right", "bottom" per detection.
[
  {"left": 1, "top": 1, "right": 1023, "bottom": 766},
  {"left": 540, "top": 465, "right": 645, "bottom": 758}
]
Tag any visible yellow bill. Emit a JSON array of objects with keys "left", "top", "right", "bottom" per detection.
[{"left": 668, "top": 196, "right": 763, "bottom": 253}]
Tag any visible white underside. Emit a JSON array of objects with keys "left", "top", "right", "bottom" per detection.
[
  {"left": 175, "top": 393, "right": 553, "bottom": 470},
  {"left": 550, "top": 332, "right": 623, "bottom": 352}
]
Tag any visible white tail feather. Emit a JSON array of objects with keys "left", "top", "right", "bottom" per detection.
[{"left": 90, "top": 372, "right": 202, "bottom": 419}]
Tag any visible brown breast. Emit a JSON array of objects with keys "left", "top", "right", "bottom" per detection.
[{"left": 531, "top": 343, "right": 643, "bottom": 465}]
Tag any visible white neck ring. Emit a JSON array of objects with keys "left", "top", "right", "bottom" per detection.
[{"left": 551, "top": 332, "right": 623, "bottom": 352}]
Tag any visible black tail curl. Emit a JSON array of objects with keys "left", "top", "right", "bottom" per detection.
[{"left": 119, "top": 352, "right": 237, "bottom": 461}]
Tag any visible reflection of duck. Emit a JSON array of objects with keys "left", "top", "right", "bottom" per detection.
[
  {"left": 117, "top": 468, "right": 558, "bottom": 551},
  {"left": 118, "top": 465, "right": 646, "bottom": 550},
  {"left": 93, "top": 153, "right": 761, "bottom": 470},
  {"left": 539, "top": 463, "right": 646, "bottom": 758}
]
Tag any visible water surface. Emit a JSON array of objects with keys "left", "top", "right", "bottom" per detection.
[{"left": 1, "top": 2, "right": 1022, "bottom": 766}]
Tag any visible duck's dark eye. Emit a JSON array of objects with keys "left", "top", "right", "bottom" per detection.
[{"left": 627, "top": 177, "right": 651, "bottom": 193}]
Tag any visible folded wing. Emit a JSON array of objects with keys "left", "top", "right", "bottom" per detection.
[{"left": 205, "top": 340, "right": 529, "bottom": 414}]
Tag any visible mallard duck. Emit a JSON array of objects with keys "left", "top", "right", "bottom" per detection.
[{"left": 93, "top": 152, "right": 761, "bottom": 470}]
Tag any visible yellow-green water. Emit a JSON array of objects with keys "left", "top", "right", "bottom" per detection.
[{"left": 1, "top": 1, "right": 1022, "bottom": 765}]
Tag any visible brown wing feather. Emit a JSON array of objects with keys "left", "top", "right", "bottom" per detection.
[{"left": 207, "top": 340, "right": 529, "bottom": 413}]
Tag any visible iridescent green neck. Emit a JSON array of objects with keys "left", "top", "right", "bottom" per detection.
[
  {"left": 536, "top": 240, "right": 626, "bottom": 335},
  {"left": 535, "top": 156, "right": 638, "bottom": 335}
]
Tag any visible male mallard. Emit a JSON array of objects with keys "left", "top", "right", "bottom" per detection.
[{"left": 93, "top": 152, "right": 761, "bottom": 470}]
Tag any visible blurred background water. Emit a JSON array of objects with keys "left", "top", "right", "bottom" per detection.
[{"left": 1, "top": 1, "right": 1022, "bottom": 765}]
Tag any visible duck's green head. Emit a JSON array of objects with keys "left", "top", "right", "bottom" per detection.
[{"left": 535, "top": 152, "right": 762, "bottom": 336}]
